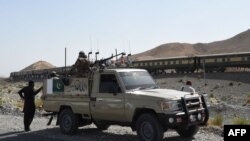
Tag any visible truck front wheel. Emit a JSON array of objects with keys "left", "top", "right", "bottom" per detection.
[
  {"left": 176, "top": 125, "right": 199, "bottom": 138},
  {"left": 136, "top": 113, "right": 163, "bottom": 141},
  {"left": 59, "top": 109, "right": 79, "bottom": 135}
]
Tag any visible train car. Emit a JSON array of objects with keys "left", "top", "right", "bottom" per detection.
[
  {"left": 9, "top": 66, "right": 73, "bottom": 81},
  {"left": 197, "top": 52, "right": 250, "bottom": 72},
  {"left": 9, "top": 52, "right": 250, "bottom": 81},
  {"left": 132, "top": 56, "right": 197, "bottom": 74}
]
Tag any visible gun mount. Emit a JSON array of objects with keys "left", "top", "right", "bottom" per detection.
[{"left": 92, "top": 52, "right": 126, "bottom": 68}]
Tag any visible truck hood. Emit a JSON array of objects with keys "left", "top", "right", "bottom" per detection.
[{"left": 129, "top": 88, "right": 198, "bottom": 100}]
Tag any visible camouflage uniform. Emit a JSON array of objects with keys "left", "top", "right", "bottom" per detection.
[{"left": 72, "top": 51, "right": 90, "bottom": 77}]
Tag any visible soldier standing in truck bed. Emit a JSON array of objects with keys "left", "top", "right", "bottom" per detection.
[{"left": 71, "top": 51, "right": 90, "bottom": 77}]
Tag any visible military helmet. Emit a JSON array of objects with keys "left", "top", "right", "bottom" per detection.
[{"left": 79, "top": 51, "right": 87, "bottom": 58}]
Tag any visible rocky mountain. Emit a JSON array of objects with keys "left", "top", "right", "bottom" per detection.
[
  {"left": 20, "top": 60, "right": 56, "bottom": 72},
  {"left": 133, "top": 29, "right": 250, "bottom": 60}
]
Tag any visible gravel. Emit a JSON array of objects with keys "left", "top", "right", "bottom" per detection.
[
  {"left": 0, "top": 114, "right": 223, "bottom": 141},
  {"left": 155, "top": 72, "right": 250, "bottom": 122},
  {"left": 2, "top": 72, "right": 250, "bottom": 141}
]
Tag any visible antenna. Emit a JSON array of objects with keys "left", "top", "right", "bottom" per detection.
[
  {"left": 88, "top": 51, "right": 92, "bottom": 61},
  {"left": 123, "top": 40, "right": 125, "bottom": 53},
  {"left": 96, "top": 38, "right": 99, "bottom": 50},
  {"left": 115, "top": 49, "right": 118, "bottom": 62},
  {"left": 95, "top": 50, "right": 99, "bottom": 61},
  {"left": 128, "top": 40, "right": 131, "bottom": 54},
  {"left": 89, "top": 35, "right": 92, "bottom": 50}
]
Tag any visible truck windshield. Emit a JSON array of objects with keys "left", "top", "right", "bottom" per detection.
[{"left": 119, "top": 71, "right": 157, "bottom": 90}]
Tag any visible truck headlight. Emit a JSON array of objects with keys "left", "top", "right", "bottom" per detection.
[{"left": 160, "top": 101, "right": 181, "bottom": 111}]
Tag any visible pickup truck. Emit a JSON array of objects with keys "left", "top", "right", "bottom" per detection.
[{"left": 42, "top": 68, "right": 209, "bottom": 141}]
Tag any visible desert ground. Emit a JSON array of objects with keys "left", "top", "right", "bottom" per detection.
[{"left": 1, "top": 72, "right": 250, "bottom": 141}]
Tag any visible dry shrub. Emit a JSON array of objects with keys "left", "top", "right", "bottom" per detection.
[
  {"left": 15, "top": 100, "right": 24, "bottom": 109},
  {"left": 160, "top": 81, "right": 167, "bottom": 85},
  {"left": 35, "top": 99, "right": 43, "bottom": 109},
  {"left": 13, "top": 99, "right": 43, "bottom": 110},
  {"left": 232, "top": 118, "right": 250, "bottom": 125},
  {"left": 0, "top": 97, "right": 4, "bottom": 106},
  {"left": 247, "top": 95, "right": 250, "bottom": 104},
  {"left": 209, "top": 114, "right": 224, "bottom": 127}
]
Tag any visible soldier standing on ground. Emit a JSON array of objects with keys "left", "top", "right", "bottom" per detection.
[{"left": 18, "top": 80, "right": 43, "bottom": 131}]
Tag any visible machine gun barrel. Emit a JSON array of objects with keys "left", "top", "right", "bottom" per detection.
[{"left": 93, "top": 52, "right": 126, "bottom": 67}]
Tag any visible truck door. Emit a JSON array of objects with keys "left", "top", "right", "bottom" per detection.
[{"left": 91, "top": 73, "right": 126, "bottom": 121}]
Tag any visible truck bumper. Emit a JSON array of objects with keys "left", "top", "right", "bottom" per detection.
[
  {"left": 158, "top": 95, "right": 209, "bottom": 128},
  {"left": 158, "top": 109, "right": 208, "bottom": 128}
]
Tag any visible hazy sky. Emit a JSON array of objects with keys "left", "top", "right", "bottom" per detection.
[{"left": 0, "top": 0, "right": 250, "bottom": 77}]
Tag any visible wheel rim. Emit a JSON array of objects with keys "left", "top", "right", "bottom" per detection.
[
  {"left": 141, "top": 121, "right": 154, "bottom": 140},
  {"left": 62, "top": 115, "right": 72, "bottom": 130}
]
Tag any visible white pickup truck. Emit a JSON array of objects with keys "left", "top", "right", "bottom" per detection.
[{"left": 42, "top": 68, "right": 209, "bottom": 141}]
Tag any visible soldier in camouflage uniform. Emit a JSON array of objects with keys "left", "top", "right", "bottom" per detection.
[{"left": 71, "top": 51, "right": 90, "bottom": 77}]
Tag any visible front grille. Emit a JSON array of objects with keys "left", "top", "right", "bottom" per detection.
[
  {"left": 184, "top": 97, "right": 202, "bottom": 111},
  {"left": 180, "top": 95, "right": 209, "bottom": 125}
]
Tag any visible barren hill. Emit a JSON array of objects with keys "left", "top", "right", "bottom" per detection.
[
  {"left": 133, "top": 29, "right": 250, "bottom": 60},
  {"left": 20, "top": 60, "right": 56, "bottom": 72}
]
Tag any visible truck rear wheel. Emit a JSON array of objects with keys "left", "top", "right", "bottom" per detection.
[
  {"left": 176, "top": 125, "right": 199, "bottom": 138},
  {"left": 136, "top": 113, "right": 163, "bottom": 141},
  {"left": 59, "top": 109, "right": 79, "bottom": 135}
]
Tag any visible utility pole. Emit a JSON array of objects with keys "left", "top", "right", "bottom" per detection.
[{"left": 65, "top": 48, "right": 67, "bottom": 73}]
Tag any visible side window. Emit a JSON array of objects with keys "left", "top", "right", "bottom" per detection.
[{"left": 99, "top": 74, "right": 121, "bottom": 93}]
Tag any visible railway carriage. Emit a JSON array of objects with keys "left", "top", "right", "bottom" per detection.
[
  {"left": 9, "top": 52, "right": 250, "bottom": 81},
  {"left": 197, "top": 52, "right": 250, "bottom": 72},
  {"left": 132, "top": 56, "right": 196, "bottom": 74}
]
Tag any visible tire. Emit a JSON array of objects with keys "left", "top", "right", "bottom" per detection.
[
  {"left": 136, "top": 113, "right": 163, "bottom": 141},
  {"left": 59, "top": 109, "right": 79, "bottom": 135},
  {"left": 176, "top": 125, "right": 199, "bottom": 138}
]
